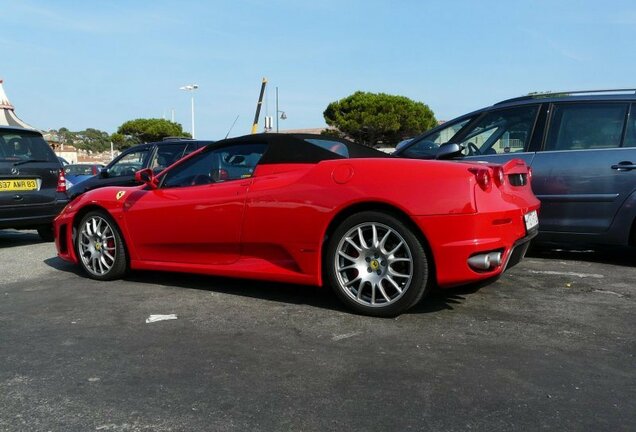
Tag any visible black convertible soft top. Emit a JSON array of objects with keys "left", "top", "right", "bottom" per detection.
[{"left": 208, "top": 133, "right": 387, "bottom": 165}]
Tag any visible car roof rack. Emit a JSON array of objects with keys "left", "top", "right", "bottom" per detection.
[
  {"left": 161, "top": 136, "right": 194, "bottom": 141},
  {"left": 495, "top": 88, "right": 636, "bottom": 105}
]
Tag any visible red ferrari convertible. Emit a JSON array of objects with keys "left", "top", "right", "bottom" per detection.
[{"left": 54, "top": 133, "right": 539, "bottom": 316}]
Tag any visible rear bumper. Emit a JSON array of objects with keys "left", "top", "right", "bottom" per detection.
[
  {"left": 0, "top": 198, "right": 68, "bottom": 229},
  {"left": 503, "top": 228, "right": 537, "bottom": 271},
  {"left": 416, "top": 207, "right": 539, "bottom": 287}
]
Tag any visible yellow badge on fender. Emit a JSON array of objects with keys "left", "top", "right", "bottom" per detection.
[{"left": 116, "top": 191, "right": 126, "bottom": 200}]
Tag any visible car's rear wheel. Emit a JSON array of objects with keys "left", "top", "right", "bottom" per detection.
[
  {"left": 75, "top": 210, "right": 127, "bottom": 280},
  {"left": 325, "top": 211, "right": 429, "bottom": 317}
]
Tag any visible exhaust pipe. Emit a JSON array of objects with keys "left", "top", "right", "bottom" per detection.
[
  {"left": 468, "top": 251, "right": 502, "bottom": 271},
  {"left": 487, "top": 251, "right": 502, "bottom": 267}
]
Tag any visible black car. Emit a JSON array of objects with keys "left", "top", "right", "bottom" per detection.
[
  {"left": 394, "top": 89, "right": 636, "bottom": 247},
  {"left": 68, "top": 138, "right": 212, "bottom": 198},
  {"left": 0, "top": 126, "right": 68, "bottom": 241}
]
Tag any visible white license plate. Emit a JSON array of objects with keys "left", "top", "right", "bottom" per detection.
[{"left": 524, "top": 210, "right": 539, "bottom": 231}]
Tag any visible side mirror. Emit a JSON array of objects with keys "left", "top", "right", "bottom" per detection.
[
  {"left": 134, "top": 168, "right": 158, "bottom": 189},
  {"left": 395, "top": 138, "right": 413, "bottom": 152},
  {"left": 99, "top": 167, "right": 109, "bottom": 178},
  {"left": 435, "top": 142, "right": 464, "bottom": 160}
]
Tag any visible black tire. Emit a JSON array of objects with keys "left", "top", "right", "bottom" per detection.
[
  {"left": 75, "top": 210, "right": 128, "bottom": 281},
  {"left": 37, "top": 225, "right": 55, "bottom": 242},
  {"left": 325, "top": 211, "right": 429, "bottom": 317}
]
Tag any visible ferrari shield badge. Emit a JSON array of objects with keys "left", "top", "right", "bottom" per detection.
[{"left": 116, "top": 191, "right": 126, "bottom": 200}]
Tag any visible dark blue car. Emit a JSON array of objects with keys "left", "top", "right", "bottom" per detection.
[
  {"left": 68, "top": 138, "right": 212, "bottom": 199},
  {"left": 394, "top": 89, "right": 636, "bottom": 247}
]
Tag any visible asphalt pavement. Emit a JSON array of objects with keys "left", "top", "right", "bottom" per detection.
[{"left": 1, "top": 230, "right": 634, "bottom": 431}]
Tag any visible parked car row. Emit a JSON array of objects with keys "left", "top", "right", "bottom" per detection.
[{"left": 2, "top": 88, "right": 635, "bottom": 315}]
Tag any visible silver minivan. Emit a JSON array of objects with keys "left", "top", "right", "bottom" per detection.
[{"left": 395, "top": 89, "right": 636, "bottom": 247}]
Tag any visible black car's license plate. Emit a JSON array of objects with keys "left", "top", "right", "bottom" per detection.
[{"left": 0, "top": 179, "right": 38, "bottom": 192}]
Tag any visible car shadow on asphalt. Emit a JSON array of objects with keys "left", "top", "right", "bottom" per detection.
[
  {"left": 44, "top": 255, "right": 487, "bottom": 316},
  {"left": 43, "top": 256, "right": 86, "bottom": 276},
  {"left": 128, "top": 270, "right": 351, "bottom": 313},
  {"left": 0, "top": 230, "right": 47, "bottom": 248}
]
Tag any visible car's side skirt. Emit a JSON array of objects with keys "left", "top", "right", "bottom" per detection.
[{"left": 130, "top": 258, "right": 319, "bottom": 286}]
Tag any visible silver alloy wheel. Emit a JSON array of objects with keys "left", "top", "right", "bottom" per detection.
[
  {"left": 334, "top": 222, "right": 414, "bottom": 308},
  {"left": 78, "top": 215, "right": 117, "bottom": 277}
]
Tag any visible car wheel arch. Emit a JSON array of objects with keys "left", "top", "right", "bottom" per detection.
[
  {"left": 629, "top": 217, "right": 636, "bottom": 247},
  {"left": 319, "top": 201, "right": 436, "bottom": 287},
  {"left": 72, "top": 204, "right": 132, "bottom": 265}
]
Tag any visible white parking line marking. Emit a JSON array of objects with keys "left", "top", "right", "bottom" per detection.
[
  {"left": 593, "top": 290, "right": 624, "bottom": 297},
  {"left": 145, "top": 314, "right": 178, "bottom": 323},
  {"left": 332, "top": 331, "right": 361, "bottom": 341},
  {"left": 527, "top": 270, "right": 604, "bottom": 279}
]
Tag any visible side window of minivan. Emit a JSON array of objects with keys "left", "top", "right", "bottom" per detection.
[
  {"left": 545, "top": 103, "right": 629, "bottom": 151},
  {"left": 623, "top": 104, "right": 636, "bottom": 148}
]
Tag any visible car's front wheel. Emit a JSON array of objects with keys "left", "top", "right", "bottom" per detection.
[
  {"left": 75, "top": 210, "right": 128, "bottom": 280},
  {"left": 325, "top": 211, "right": 430, "bottom": 317}
]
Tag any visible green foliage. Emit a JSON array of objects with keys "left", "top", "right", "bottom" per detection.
[
  {"left": 117, "top": 118, "right": 190, "bottom": 145},
  {"left": 323, "top": 91, "right": 437, "bottom": 147},
  {"left": 57, "top": 127, "right": 112, "bottom": 152},
  {"left": 110, "top": 133, "right": 136, "bottom": 150},
  {"left": 49, "top": 119, "right": 190, "bottom": 154}
]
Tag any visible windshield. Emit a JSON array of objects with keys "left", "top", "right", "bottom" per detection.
[
  {"left": 400, "top": 118, "right": 472, "bottom": 159},
  {"left": 0, "top": 130, "right": 57, "bottom": 163}
]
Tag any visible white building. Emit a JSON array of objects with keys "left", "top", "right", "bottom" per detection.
[{"left": 0, "top": 78, "right": 36, "bottom": 129}]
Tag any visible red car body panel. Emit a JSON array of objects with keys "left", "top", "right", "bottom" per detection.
[{"left": 55, "top": 153, "right": 539, "bottom": 289}]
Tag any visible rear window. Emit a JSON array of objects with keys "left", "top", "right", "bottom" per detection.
[
  {"left": 304, "top": 138, "right": 350, "bottom": 157},
  {"left": 0, "top": 130, "right": 56, "bottom": 163}
]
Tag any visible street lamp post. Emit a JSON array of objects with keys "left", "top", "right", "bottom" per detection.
[
  {"left": 179, "top": 84, "right": 199, "bottom": 138},
  {"left": 275, "top": 86, "right": 287, "bottom": 133}
]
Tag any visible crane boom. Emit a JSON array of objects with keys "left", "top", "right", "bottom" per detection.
[{"left": 251, "top": 77, "right": 268, "bottom": 134}]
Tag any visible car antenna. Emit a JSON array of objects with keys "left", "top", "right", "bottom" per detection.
[{"left": 225, "top": 115, "right": 240, "bottom": 139}]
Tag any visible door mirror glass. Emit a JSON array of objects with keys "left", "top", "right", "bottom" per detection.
[{"left": 134, "top": 168, "right": 157, "bottom": 189}]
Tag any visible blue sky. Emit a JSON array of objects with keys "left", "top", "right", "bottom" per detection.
[{"left": 1, "top": 0, "right": 635, "bottom": 139}]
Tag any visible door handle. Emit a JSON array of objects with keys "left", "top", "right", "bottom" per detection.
[{"left": 611, "top": 161, "right": 636, "bottom": 171}]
